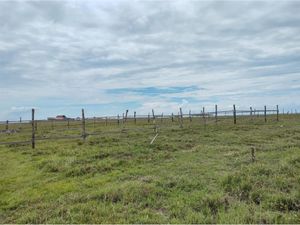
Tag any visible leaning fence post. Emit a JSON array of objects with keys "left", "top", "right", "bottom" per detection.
[
  {"left": 264, "top": 105, "right": 267, "bottom": 123},
  {"left": 82, "top": 109, "right": 86, "bottom": 141},
  {"left": 276, "top": 105, "right": 279, "bottom": 122},
  {"left": 179, "top": 108, "right": 183, "bottom": 128},
  {"left": 152, "top": 109, "right": 155, "bottom": 121},
  {"left": 31, "top": 108, "right": 35, "bottom": 149},
  {"left": 6, "top": 120, "right": 8, "bottom": 130},
  {"left": 215, "top": 105, "right": 218, "bottom": 123},
  {"left": 233, "top": 104, "right": 237, "bottom": 124}
]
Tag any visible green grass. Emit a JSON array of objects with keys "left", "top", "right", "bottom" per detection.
[{"left": 0, "top": 115, "right": 300, "bottom": 223}]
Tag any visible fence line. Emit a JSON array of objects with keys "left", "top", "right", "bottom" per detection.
[{"left": 0, "top": 105, "right": 282, "bottom": 148}]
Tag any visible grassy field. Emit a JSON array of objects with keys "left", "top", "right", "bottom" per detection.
[{"left": 0, "top": 115, "right": 300, "bottom": 223}]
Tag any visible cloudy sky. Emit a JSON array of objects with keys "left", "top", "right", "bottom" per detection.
[{"left": 0, "top": 0, "right": 300, "bottom": 120}]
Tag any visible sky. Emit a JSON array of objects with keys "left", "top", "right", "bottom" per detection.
[{"left": 0, "top": 0, "right": 300, "bottom": 120}]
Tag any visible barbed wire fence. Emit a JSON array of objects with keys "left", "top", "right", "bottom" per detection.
[{"left": 0, "top": 104, "right": 281, "bottom": 148}]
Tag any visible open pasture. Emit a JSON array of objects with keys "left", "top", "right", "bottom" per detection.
[{"left": 0, "top": 114, "right": 299, "bottom": 223}]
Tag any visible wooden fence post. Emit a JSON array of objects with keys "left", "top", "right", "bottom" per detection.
[
  {"left": 250, "top": 107, "right": 253, "bottom": 121},
  {"left": 215, "top": 105, "right": 217, "bottom": 123},
  {"left": 161, "top": 113, "right": 163, "bottom": 123},
  {"left": 202, "top": 107, "right": 206, "bottom": 128},
  {"left": 117, "top": 114, "right": 120, "bottom": 126},
  {"left": 134, "top": 111, "right": 136, "bottom": 124},
  {"left": 171, "top": 113, "right": 174, "bottom": 122},
  {"left": 179, "top": 108, "right": 183, "bottom": 128},
  {"left": 152, "top": 109, "right": 155, "bottom": 121},
  {"left": 19, "top": 117, "right": 22, "bottom": 129},
  {"left": 148, "top": 113, "right": 150, "bottom": 123},
  {"left": 264, "top": 106, "right": 267, "bottom": 123},
  {"left": 31, "top": 108, "right": 35, "bottom": 149},
  {"left": 152, "top": 109, "right": 157, "bottom": 132},
  {"left": 82, "top": 109, "right": 86, "bottom": 141},
  {"left": 276, "top": 105, "right": 279, "bottom": 122},
  {"left": 6, "top": 120, "right": 8, "bottom": 130},
  {"left": 233, "top": 104, "right": 237, "bottom": 124},
  {"left": 189, "top": 110, "right": 192, "bottom": 122},
  {"left": 125, "top": 110, "right": 128, "bottom": 123}
]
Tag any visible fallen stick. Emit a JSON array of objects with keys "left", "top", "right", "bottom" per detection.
[{"left": 150, "top": 133, "right": 159, "bottom": 145}]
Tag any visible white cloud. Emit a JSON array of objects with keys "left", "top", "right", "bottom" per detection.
[{"left": 0, "top": 0, "right": 300, "bottom": 119}]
